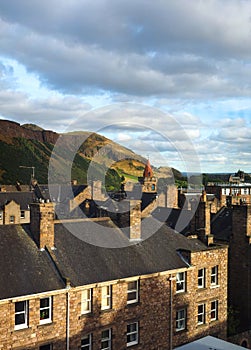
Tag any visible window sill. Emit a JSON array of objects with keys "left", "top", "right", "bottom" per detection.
[
  {"left": 13, "top": 325, "right": 29, "bottom": 332},
  {"left": 210, "top": 285, "right": 220, "bottom": 289},
  {"left": 126, "top": 341, "right": 139, "bottom": 348},
  {"left": 210, "top": 319, "right": 218, "bottom": 323},
  {"left": 175, "top": 328, "right": 187, "bottom": 333},
  {"left": 175, "top": 291, "right": 186, "bottom": 295},
  {"left": 126, "top": 301, "right": 141, "bottom": 308}
]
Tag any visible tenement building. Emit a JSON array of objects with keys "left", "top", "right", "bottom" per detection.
[{"left": 0, "top": 197, "right": 228, "bottom": 350}]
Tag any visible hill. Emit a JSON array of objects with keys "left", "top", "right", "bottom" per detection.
[{"left": 0, "top": 119, "right": 180, "bottom": 189}]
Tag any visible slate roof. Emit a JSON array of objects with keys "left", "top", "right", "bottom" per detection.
[
  {"left": 36, "top": 184, "right": 87, "bottom": 202},
  {"left": 211, "top": 207, "right": 232, "bottom": 242},
  {"left": 52, "top": 219, "right": 211, "bottom": 287},
  {"left": 0, "top": 225, "right": 64, "bottom": 299},
  {"left": 0, "top": 191, "right": 35, "bottom": 210}
]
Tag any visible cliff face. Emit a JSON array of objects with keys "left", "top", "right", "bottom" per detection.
[{"left": 0, "top": 120, "right": 58, "bottom": 144}]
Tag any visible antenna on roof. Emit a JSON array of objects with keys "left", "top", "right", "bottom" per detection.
[{"left": 19, "top": 166, "right": 35, "bottom": 185}]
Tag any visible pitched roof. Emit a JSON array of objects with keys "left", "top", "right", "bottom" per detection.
[
  {"left": 51, "top": 218, "right": 210, "bottom": 287},
  {"left": 143, "top": 159, "right": 153, "bottom": 178},
  {"left": 0, "top": 191, "right": 35, "bottom": 210},
  {"left": 0, "top": 225, "right": 64, "bottom": 299}
]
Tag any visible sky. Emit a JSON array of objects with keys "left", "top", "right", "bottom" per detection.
[{"left": 0, "top": 0, "right": 251, "bottom": 174}]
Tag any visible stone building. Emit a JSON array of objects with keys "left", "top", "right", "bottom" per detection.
[
  {"left": 205, "top": 182, "right": 251, "bottom": 207},
  {"left": 0, "top": 198, "right": 228, "bottom": 350},
  {"left": 0, "top": 191, "right": 34, "bottom": 224}
]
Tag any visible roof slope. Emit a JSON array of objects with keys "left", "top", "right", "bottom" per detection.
[
  {"left": 174, "top": 335, "right": 246, "bottom": 350},
  {"left": 0, "top": 191, "right": 35, "bottom": 210},
  {"left": 52, "top": 219, "right": 208, "bottom": 287},
  {"left": 0, "top": 225, "right": 64, "bottom": 299}
]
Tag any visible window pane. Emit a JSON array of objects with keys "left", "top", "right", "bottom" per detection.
[
  {"left": 15, "top": 313, "right": 25, "bottom": 325},
  {"left": 127, "top": 292, "right": 137, "bottom": 301},
  {"left": 127, "top": 323, "right": 137, "bottom": 333},
  {"left": 40, "top": 309, "right": 50, "bottom": 320},
  {"left": 40, "top": 298, "right": 50, "bottom": 308},
  {"left": 127, "top": 333, "right": 137, "bottom": 343},
  {"left": 128, "top": 281, "right": 137, "bottom": 290},
  {"left": 15, "top": 301, "right": 25, "bottom": 313},
  {"left": 102, "top": 330, "right": 110, "bottom": 339}
]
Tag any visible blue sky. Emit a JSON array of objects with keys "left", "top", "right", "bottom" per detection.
[{"left": 0, "top": 0, "right": 251, "bottom": 173}]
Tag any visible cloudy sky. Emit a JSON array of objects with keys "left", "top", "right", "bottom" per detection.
[{"left": 0, "top": 0, "right": 251, "bottom": 174}]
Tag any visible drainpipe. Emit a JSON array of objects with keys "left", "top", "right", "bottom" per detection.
[
  {"left": 66, "top": 279, "right": 71, "bottom": 350},
  {"left": 169, "top": 276, "right": 176, "bottom": 350}
]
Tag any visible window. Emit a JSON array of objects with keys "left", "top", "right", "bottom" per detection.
[
  {"left": 176, "top": 272, "right": 186, "bottom": 293},
  {"left": 127, "top": 322, "right": 138, "bottom": 347},
  {"left": 101, "top": 329, "right": 112, "bottom": 350},
  {"left": 20, "top": 210, "right": 25, "bottom": 219},
  {"left": 39, "top": 345, "right": 53, "bottom": 350},
  {"left": 10, "top": 215, "right": 15, "bottom": 224},
  {"left": 40, "top": 297, "right": 52, "bottom": 324},
  {"left": 211, "top": 265, "right": 218, "bottom": 286},
  {"left": 210, "top": 300, "right": 218, "bottom": 321},
  {"left": 81, "top": 334, "right": 92, "bottom": 350},
  {"left": 176, "top": 309, "right": 186, "bottom": 331},
  {"left": 127, "top": 280, "right": 139, "bottom": 304},
  {"left": 81, "top": 289, "right": 92, "bottom": 314},
  {"left": 198, "top": 268, "right": 206, "bottom": 289},
  {"left": 15, "top": 300, "right": 28, "bottom": 330},
  {"left": 101, "top": 285, "right": 112, "bottom": 310},
  {"left": 0, "top": 212, "right": 2, "bottom": 220},
  {"left": 197, "top": 304, "right": 205, "bottom": 325}
]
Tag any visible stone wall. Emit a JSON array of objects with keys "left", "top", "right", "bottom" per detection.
[{"left": 0, "top": 243, "right": 228, "bottom": 350}]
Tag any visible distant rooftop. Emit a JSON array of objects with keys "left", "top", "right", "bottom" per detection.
[{"left": 174, "top": 335, "right": 247, "bottom": 350}]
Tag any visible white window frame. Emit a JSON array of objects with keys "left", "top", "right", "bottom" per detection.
[
  {"left": 210, "top": 300, "right": 218, "bottom": 321},
  {"left": 20, "top": 210, "right": 25, "bottom": 219},
  {"left": 176, "top": 272, "right": 186, "bottom": 293},
  {"left": 101, "top": 285, "right": 112, "bottom": 310},
  {"left": 81, "top": 289, "right": 92, "bottom": 314},
  {"left": 176, "top": 308, "right": 186, "bottom": 331},
  {"left": 101, "top": 328, "right": 112, "bottom": 350},
  {"left": 197, "top": 303, "right": 205, "bottom": 325},
  {"left": 40, "top": 296, "right": 52, "bottom": 324},
  {"left": 211, "top": 265, "right": 219, "bottom": 286},
  {"left": 10, "top": 215, "right": 15, "bottom": 224},
  {"left": 127, "top": 280, "right": 139, "bottom": 304},
  {"left": 0, "top": 212, "right": 2, "bottom": 220},
  {"left": 198, "top": 268, "right": 206, "bottom": 289},
  {"left": 126, "top": 322, "right": 139, "bottom": 347},
  {"left": 81, "top": 334, "right": 92, "bottom": 350},
  {"left": 14, "top": 300, "right": 28, "bottom": 330}
]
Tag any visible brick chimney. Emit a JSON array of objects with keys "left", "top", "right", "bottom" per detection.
[
  {"left": 30, "top": 202, "right": 55, "bottom": 249},
  {"left": 190, "top": 193, "right": 213, "bottom": 245},
  {"left": 129, "top": 200, "right": 141, "bottom": 241}
]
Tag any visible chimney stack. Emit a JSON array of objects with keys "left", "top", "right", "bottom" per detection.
[
  {"left": 30, "top": 202, "right": 55, "bottom": 249},
  {"left": 129, "top": 200, "right": 141, "bottom": 241},
  {"left": 190, "top": 194, "right": 213, "bottom": 245}
]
